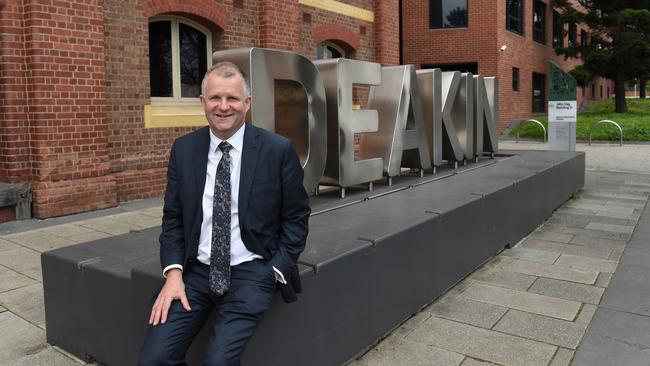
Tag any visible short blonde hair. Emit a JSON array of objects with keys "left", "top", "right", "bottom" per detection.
[{"left": 201, "top": 61, "right": 251, "bottom": 96}]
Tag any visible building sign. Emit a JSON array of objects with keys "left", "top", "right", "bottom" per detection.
[
  {"left": 213, "top": 48, "right": 499, "bottom": 193},
  {"left": 548, "top": 61, "right": 577, "bottom": 151}
]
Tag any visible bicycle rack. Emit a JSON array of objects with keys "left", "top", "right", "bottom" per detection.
[
  {"left": 588, "top": 119, "right": 623, "bottom": 146},
  {"left": 516, "top": 119, "right": 547, "bottom": 143}
]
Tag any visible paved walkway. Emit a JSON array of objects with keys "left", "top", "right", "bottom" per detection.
[{"left": 0, "top": 140, "right": 649, "bottom": 365}]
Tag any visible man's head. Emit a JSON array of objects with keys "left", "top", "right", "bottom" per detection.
[{"left": 200, "top": 62, "right": 251, "bottom": 140}]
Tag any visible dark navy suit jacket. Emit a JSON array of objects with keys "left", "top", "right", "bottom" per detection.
[{"left": 159, "top": 124, "right": 310, "bottom": 302}]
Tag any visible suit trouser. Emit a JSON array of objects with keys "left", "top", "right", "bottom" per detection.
[{"left": 138, "top": 260, "right": 276, "bottom": 366}]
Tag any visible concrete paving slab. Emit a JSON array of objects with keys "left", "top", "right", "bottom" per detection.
[
  {"left": 521, "top": 238, "right": 612, "bottom": 259},
  {"left": 572, "top": 308, "right": 650, "bottom": 366},
  {"left": 0, "top": 231, "right": 75, "bottom": 253},
  {"left": 427, "top": 295, "right": 507, "bottom": 329},
  {"left": 586, "top": 191, "right": 648, "bottom": 202},
  {"left": 0, "top": 247, "right": 41, "bottom": 272},
  {"left": 528, "top": 230, "right": 573, "bottom": 243},
  {"left": 595, "top": 272, "right": 612, "bottom": 288},
  {"left": 106, "top": 212, "right": 161, "bottom": 229},
  {"left": 585, "top": 222, "right": 634, "bottom": 234},
  {"left": 599, "top": 263, "right": 650, "bottom": 316},
  {"left": 469, "top": 268, "right": 537, "bottom": 291},
  {"left": 528, "top": 277, "right": 604, "bottom": 305},
  {"left": 493, "top": 309, "right": 586, "bottom": 349},
  {"left": 0, "top": 265, "right": 37, "bottom": 293},
  {"left": 555, "top": 254, "right": 618, "bottom": 273},
  {"left": 389, "top": 310, "right": 433, "bottom": 339},
  {"left": 67, "top": 231, "right": 112, "bottom": 244},
  {"left": 0, "top": 238, "right": 20, "bottom": 252},
  {"left": 10, "top": 346, "right": 83, "bottom": 366},
  {"left": 0, "top": 311, "right": 47, "bottom": 365},
  {"left": 576, "top": 304, "right": 597, "bottom": 325},
  {"left": 76, "top": 218, "right": 136, "bottom": 235},
  {"left": 137, "top": 206, "right": 164, "bottom": 218},
  {"left": 608, "top": 248, "right": 624, "bottom": 261},
  {"left": 543, "top": 224, "right": 631, "bottom": 241},
  {"left": 569, "top": 235, "right": 626, "bottom": 250},
  {"left": 406, "top": 317, "right": 557, "bottom": 366},
  {"left": 349, "top": 335, "right": 465, "bottom": 366},
  {"left": 22, "top": 267, "right": 43, "bottom": 282},
  {"left": 0, "top": 283, "right": 45, "bottom": 328},
  {"left": 460, "top": 283, "right": 581, "bottom": 321},
  {"left": 549, "top": 348, "right": 574, "bottom": 366},
  {"left": 460, "top": 358, "right": 498, "bottom": 366},
  {"left": 566, "top": 202, "right": 635, "bottom": 215},
  {"left": 498, "top": 257, "right": 599, "bottom": 285},
  {"left": 501, "top": 247, "right": 560, "bottom": 264},
  {"left": 40, "top": 224, "right": 95, "bottom": 238}
]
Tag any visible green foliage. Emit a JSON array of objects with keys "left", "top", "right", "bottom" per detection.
[
  {"left": 570, "top": 65, "right": 592, "bottom": 87},
  {"left": 509, "top": 99, "right": 650, "bottom": 142}
]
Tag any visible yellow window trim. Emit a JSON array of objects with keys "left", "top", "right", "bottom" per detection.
[
  {"left": 299, "top": 0, "right": 374, "bottom": 22},
  {"left": 144, "top": 104, "right": 207, "bottom": 128}
]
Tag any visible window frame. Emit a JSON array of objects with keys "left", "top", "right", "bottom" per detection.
[
  {"left": 532, "top": 0, "right": 546, "bottom": 44},
  {"left": 149, "top": 15, "right": 213, "bottom": 105},
  {"left": 552, "top": 10, "right": 563, "bottom": 49},
  {"left": 532, "top": 72, "right": 546, "bottom": 113},
  {"left": 568, "top": 22, "right": 577, "bottom": 48},
  {"left": 429, "top": 0, "right": 469, "bottom": 29},
  {"left": 506, "top": 0, "right": 524, "bottom": 35},
  {"left": 316, "top": 41, "right": 346, "bottom": 60}
]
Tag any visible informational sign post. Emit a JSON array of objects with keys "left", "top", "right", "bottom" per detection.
[{"left": 547, "top": 62, "right": 577, "bottom": 151}]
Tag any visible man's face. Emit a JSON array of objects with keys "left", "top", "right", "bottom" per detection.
[{"left": 200, "top": 73, "right": 251, "bottom": 140}]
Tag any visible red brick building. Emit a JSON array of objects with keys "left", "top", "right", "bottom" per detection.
[
  {"left": 0, "top": 0, "right": 399, "bottom": 221},
  {"left": 401, "top": 0, "right": 611, "bottom": 131}
]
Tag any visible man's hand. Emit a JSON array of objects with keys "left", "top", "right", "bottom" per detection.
[{"left": 149, "top": 268, "right": 190, "bottom": 326}]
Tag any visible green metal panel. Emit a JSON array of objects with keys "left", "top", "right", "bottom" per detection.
[{"left": 548, "top": 61, "right": 577, "bottom": 101}]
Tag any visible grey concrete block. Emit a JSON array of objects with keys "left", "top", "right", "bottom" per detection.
[
  {"left": 0, "top": 312, "right": 47, "bottom": 365},
  {"left": 595, "top": 272, "right": 612, "bottom": 288},
  {"left": 608, "top": 248, "right": 624, "bottom": 261},
  {"left": 528, "top": 277, "right": 604, "bottom": 305},
  {"left": 573, "top": 308, "right": 650, "bottom": 366},
  {"left": 498, "top": 257, "right": 598, "bottom": 285},
  {"left": 427, "top": 295, "right": 507, "bottom": 329},
  {"left": 460, "top": 283, "right": 581, "bottom": 321},
  {"left": 406, "top": 317, "right": 557, "bottom": 366},
  {"left": 493, "top": 309, "right": 586, "bottom": 348},
  {"left": 0, "top": 265, "right": 37, "bottom": 293},
  {"left": 555, "top": 254, "right": 618, "bottom": 273},
  {"left": 522, "top": 238, "right": 612, "bottom": 260},
  {"left": 0, "top": 283, "right": 45, "bottom": 328},
  {"left": 502, "top": 247, "right": 560, "bottom": 264}
]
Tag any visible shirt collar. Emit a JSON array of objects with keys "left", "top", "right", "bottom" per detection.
[{"left": 209, "top": 123, "right": 246, "bottom": 153}]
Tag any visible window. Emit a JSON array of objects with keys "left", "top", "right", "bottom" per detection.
[
  {"left": 591, "top": 83, "right": 595, "bottom": 98},
  {"left": 552, "top": 11, "right": 563, "bottom": 48},
  {"left": 600, "top": 85, "right": 603, "bottom": 98},
  {"left": 149, "top": 17, "right": 211, "bottom": 102},
  {"left": 316, "top": 41, "right": 345, "bottom": 59},
  {"left": 533, "top": 1, "right": 546, "bottom": 44},
  {"left": 507, "top": 0, "right": 524, "bottom": 35},
  {"left": 580, "top": 30, "right": 588, "bottom": 59},
  {"left": 429, "top": 0, "right": 468, "bottom": 29},
  {"left": 512, "top": 67, "right": 520, "bottom": 91},
  {"left": 421, "top": 63, "right": 478, "bottom": 74},
  {"left": 568, "top": 22, "right": 577, "bottom": 48},
  {"left": 532, "top": 73, "right": 546, "bottom": 113}
]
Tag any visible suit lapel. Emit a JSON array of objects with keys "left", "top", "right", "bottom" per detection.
[
  {"left": 239, "top": 123, "right": 260, "bottom": 224},
  {"left": 194, "top": 127, "right": 210, "bottom": 213}
]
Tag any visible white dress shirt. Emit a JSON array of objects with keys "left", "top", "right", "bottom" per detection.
[{"left": 164, "top": 123, "right": 285, "bottom": 283}]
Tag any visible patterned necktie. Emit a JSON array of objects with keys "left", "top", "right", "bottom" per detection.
[{"left": 209, "top": 141, "right": 232, "bottom": 295}]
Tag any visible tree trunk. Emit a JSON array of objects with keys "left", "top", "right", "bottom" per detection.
[
  {"left": 614, "top": 72, "right": 628, "bottom": 113},
  {"left": 640, "top": 78, "right": 647, "bottom": 99}
]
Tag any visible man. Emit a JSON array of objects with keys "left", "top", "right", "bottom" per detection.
[{"left": 139, "top": 62, "right": 310, "bottom": 365}]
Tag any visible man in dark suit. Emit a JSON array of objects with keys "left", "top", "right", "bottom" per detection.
[{"left": 138, "top": 62, "right": 310, "bottom": 365}]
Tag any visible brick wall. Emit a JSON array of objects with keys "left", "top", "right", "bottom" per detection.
[{"left": 0, "top": 0, "right": 389, "bottom": 220}]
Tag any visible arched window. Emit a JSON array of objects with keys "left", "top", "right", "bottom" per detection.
[
  {"left": 316, "top": 41, "right": 345, "bottom": 60},
  {"left": 149, "top": 16, "right": 212, "bottom": 103}
]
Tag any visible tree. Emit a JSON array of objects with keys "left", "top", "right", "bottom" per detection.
[{"left": 555, "top": 1, "right": 650, "bottom": 113}]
